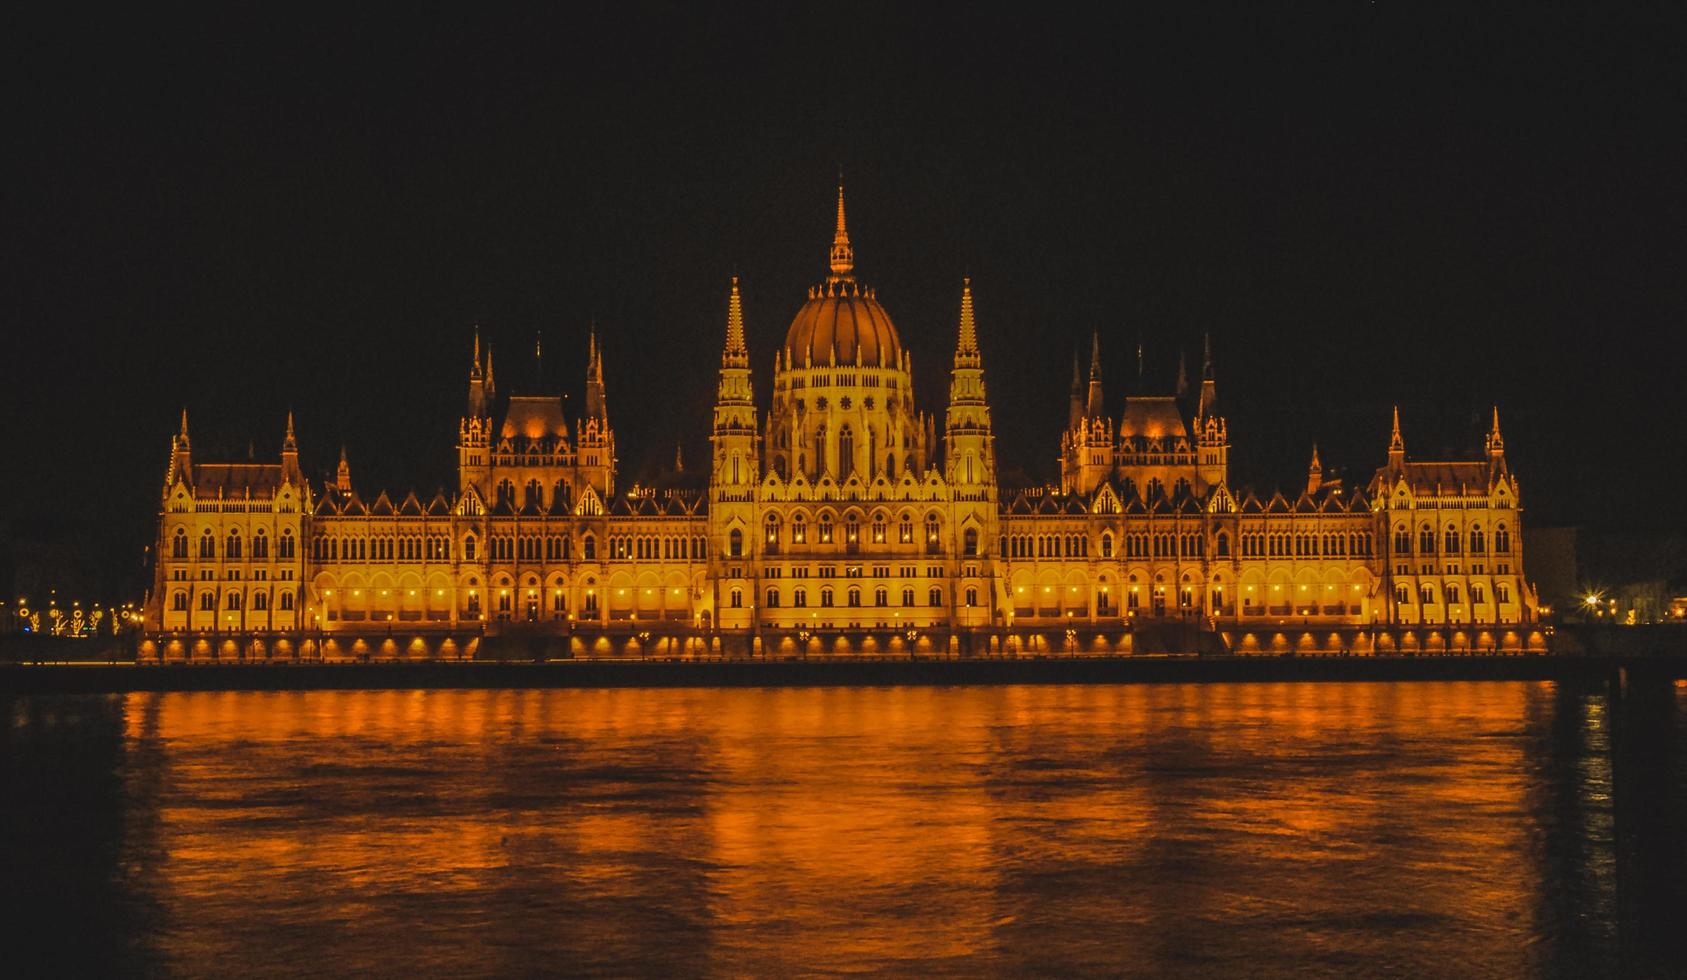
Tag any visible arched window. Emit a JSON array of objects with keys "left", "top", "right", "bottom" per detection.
[
  {"left": 1214, "top": 532, "right": 1229, "bottom": 557},
  {"left": 818, "top": 514, "right": 834, "bottom": 544},
  {"left": 1444, "top": 524, "right": 1461, "bottom": 554},
  {"left": 253, "top": 592, "right": 268, "bottom": 611},
  {"left": 1102, "top": 533, "right": 1116, "bottom": 559},
  {"left": 582, "top": 535, "right": 595, "bottom": 560},
  {"left": 1418, "top": 524, "right": 1435, "bottom": 554},
  {"left": 792, "top": 514, "right": 807, "bottom": 545},
  {"left": 874, "top": 587, "right": 888, "bottom": 606},
  {"left": 872, "top": 514, "right": 887, "bottom": 543},
  {"left": 729, "top": 528, "right": 743, "bottom": 558},
  {"left": 279, "top": 592, "right": 293, "bottom": 611},
  {"left": 766, "top": 587, "right": 780, "bottom": 608},
  {"left": 171, "top": 591, "right": 188, "bottom": 611},
  {"left": 172, "top": 529, "right": 188, "bottom": 558},
  {"left": 730, "top": 588, "right": 742, "bottom": 608},
  {"left": 1469, "top": 525, "right": 1485, "bottom": 553},
  {"left": 965, "top": 586, "right": 978, "bottom": 607},
  {"left": 963, "top": 527, "right": 979, "bottom": 556},
  {"left": 847, "top": 587, "right": 861, "bottom": 607},
  {"left": 1394, "top": 525, "right": 1410, "bottom": 554},
  {"left": 794, "top": 587, "right": 807, "bottom": 608},
  {"left": 497, "top": 480, "right": 515, "bottom": 508},
  {"left": 225, "top": 532, "right": 242, "bottom": 559},
  {"left": 199, "top": 591, "right": 215, "bottom": 611},
  {"left": 902, "top": 587, "right": 915, "bottom": 606},
  {"left": 838, "top": 425, "right": 855, "bottom": 477},
  {"left": 200, "top": 531, "right": 216, "bottom": 559},
  {"left": 464, "top": 534, "right": 477, "bottom": 561},
  {"left": 524, "top": 480, "right": 543, "bottom": 511},
  {"left": 899, "top": 515, "right": 913, "bottom": 543},
  {"left": 1494, "top": 524, "right": 1510, "bottom": 553},
  {"left": 820, "top": 587, "right": 834, "bottom": 607},
  {"left": 925, "top": 515, "right": 941, "bottom": 553},
  {"left": 928, "top": 586, "right": 943, "bottom": 607},
  {"left": 765, "top": 514, "right": 781, "bottom": 545},
  {"left": 845, "top": 515, "right": 860, "bottom": 546},
  {"left": 226, "top": 591, "right": 242, "bottom": 610}
]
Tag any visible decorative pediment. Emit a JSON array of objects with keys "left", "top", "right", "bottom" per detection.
[{"left": 575, "top": 485, "right": 604, "bottom": 516}]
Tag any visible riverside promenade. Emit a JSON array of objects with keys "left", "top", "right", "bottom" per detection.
[{"left": 3, "top": 650, "right": 1685, "bottom": 695}]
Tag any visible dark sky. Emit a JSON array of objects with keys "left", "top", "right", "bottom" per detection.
[{"left": 6, "top": 5, "right": 1685, "bottom": 599}]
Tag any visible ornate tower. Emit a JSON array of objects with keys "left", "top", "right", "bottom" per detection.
[
  {"left": 709, "top": 277, "right": 760, "bottom": 629},
  {"left": 576, "top": 329, "right": 616, "bottom": 496},
  {"left": 943, "top": 278, "right": 997, "bottom": 494},
  {"left": 457, "top": 330, "right": 492, "bottom": 499},
  {"left": 1061, "top": 330, "right": 1114, "bottom": 494},
  {"left": 1193, "top": 333, "right": 1229, "bottom": 490}
]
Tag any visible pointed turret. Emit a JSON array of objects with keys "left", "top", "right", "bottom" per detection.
[
  {"left": 179, "top": 407, "right": 191, "bottom": 445},
  {"left": 955, "top": 277, "right": 979, "bottom": 359},
  {"left": 1085, "top": 330, "right": 1105, "bottom": 419},
  {"left": 1176, "top": 349, "right": 1189, "bottom": 399},
  {"left": 1388, "top": 405, "right": 1406, "bottom": 468},
  {"left": 466, "top": 328, "right": 488, "bottom": 417},
  {"left": 723, "top": 276, "right": 748, "bottom": 366},
  {"left": 281, "top": 411, "right": 302, "bottom": 484},
  {"left": 165, "top": 407, "right": 193, "bottom": 489},
  {"left": 1306, "top": 443, "right": 1323, "bottom": 496},
  {"left": 335, "top": 446, "right": 352, "bottom": 495},
  {"left": 1486, "top": 405, "right": 1505, "bottom": 456},
  {"left": 1068, "top": 348, "right": 1083, "bottom": 430},
  {"left": 828, "top": 180, "right": 854, "bottom": 281},
  {"left": 584, "top": 327, "right": 606, "bottom": 420},
  {"left": 283, "top": 410, "right": 296, "bottom": 450},
  {"left": 1196, "top": 332, "right": 1218, "bottom": 421},
  {"left": 485, "top": 345, "right": 496, "bottom": 398}
]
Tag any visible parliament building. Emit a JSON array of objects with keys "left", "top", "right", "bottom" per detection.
[{"left": 144, "top": 188, "right": 1542, "bottom": 658}]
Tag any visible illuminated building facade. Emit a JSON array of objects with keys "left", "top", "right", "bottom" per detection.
[{"left": 146, "top": 187, "right": 1538, "bottom": 655}]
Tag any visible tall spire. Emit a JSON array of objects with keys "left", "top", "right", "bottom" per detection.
[
  {"left": 1085, "top": 330, "right": 1105, "bottom": 419},
  {"left": 1202, "top": 331, "right": 1213, "bottom": 380},
  {"left": 1068, "top": 348, "right": 1083, "bottom": 430},
  {"left": 485, "top": 345, "right": 496, "bottom": 395},
  {"left": 1196, "top": 334, "right": 1218, "bottom": 421},
  {"left": 1176, "top": 349, "right": 1189, "bottom": 398},
  {"left": 1487, "top": 405, "right": 1505, "bottom": 455},
  {"left": 178, "top": 407, "right": 190, "bottom": 444},
  {"left": 828, "top": 180, "right": 854, "bottom": 280},
  {"left": 955, "top": 277, "right": 978, "bottom": 357},
  {"left": 585, "top": 327, "right": 607, "bottom": 420},
  {"left": 1388, "top": 404, "right": 1406, "bottom": 465},
  {"left": 724, "top": 276, "right": 747, "bottom": 362},
  {"left": 471, "top": 326, "right": 483, "bottom": 379},
  {"left": 1306, "top": 443, "right": 1323, "bottom": 495},
  {"left": 283, "top": 411, "right": 297, "bottom": 451},
  {"left": 336, "top": 446, "right": 352, "bottom": 494}
]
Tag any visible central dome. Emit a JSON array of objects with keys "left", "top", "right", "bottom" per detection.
[
  {"left": 781, "top": 183, "right": 903, "bottom": 369},
  {"left": 783, "top": 284, "right": 902, "bottom": 368}
]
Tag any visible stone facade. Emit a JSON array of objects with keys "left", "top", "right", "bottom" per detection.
[{"left": 145, "top": 187, "right": 1538, "bottom": 654}]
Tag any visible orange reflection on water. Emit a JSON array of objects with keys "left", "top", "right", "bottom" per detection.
[{"left": 115, "top": 682, "right": 1575, "bottom": 975}]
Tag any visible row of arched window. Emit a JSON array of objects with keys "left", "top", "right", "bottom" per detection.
[
  {"left": 1395, "top": 582, "right": 1511, "bottom": 605},
  {"left": 312, "top": 534, "right": 449, "bottom": 562},
  {"left": 170, "top": 590, "right": 296, "bottom": 612},
  {"left": 606, "top": 535, "right": 707, "bottom": 561},
  {"left": 1238, "top": 531, "right": 1374, "bottom": 558},
  {"left": 763, "top": 512, "right": 944, "bottom": 553},
  {"left": 1392, "top": 523, "right": 1509, "bottom": 556},
  {"left": 1003, "top": 533, "right": 1087, "bottom": 559},
  {"left": 173, "top": 528, "right": 296, "bottom": 560}
]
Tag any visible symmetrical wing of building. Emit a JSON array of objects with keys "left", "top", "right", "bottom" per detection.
[{"left": 146, "top": 188, "right": 1540, "bottom": 655}]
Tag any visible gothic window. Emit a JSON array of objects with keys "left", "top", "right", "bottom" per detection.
[
  {"left": 226, "top": 591, "right": 242, "bottom": 610},
  {"left": 583, "top": 535, "right": 595, "bottom": 560},
  {"left": 171, "top": 591, "right": 188, "bottom": 611},
  {"left": 1214, "top": 532, "right": 1229, "bottom": 558},
  {"left": 928, "top": 586, "right": 943, "bottom": 607},
  {"left": 172, "top": 529, "right": 188, "bottom": 558},
  {"left": 766, "top": 587, "right": 780, "bottom": 608},
  {"left": 963, "top": 528, "right": 979, "bottom": 557},
  {"left": 497, "top": 480, "right": 515, "bottom": 508},
  {"left": 582, "top": 590, "right": 597, "bottom": 614},
  {"left": 524, "top": 481, "right": 543, "bottom": 510},
  {"left": 226, "top": 532, "right": 242, "bottom": 559},
  {"left": 1494, "top": 525, "right": 1510, "bottom": 553},
  {"left": 1419, "top": 525, "right": 1435, "bottom": 554},
  {"left": 467, "top": 592, "right": 482, "bottom": 616},
  {"left": 1420, "top": 585, "right": 1435, "bottom": 604},
  {"left": 729, "top": 528, "right": 743, "bottom": 558},
  {"left": 253, "top": 592, "right": 268, "bottom": 611},
  {"left": 1444, "top": 525, "right": 1461, "bottom": 554},
  {"left": 925, "top": 515, "right": 941, "bottom": 553},
  {"left": 838, "top": 425, "right": 855, "bottom": 477},
  {"left": 1469, "top": 526, "right": 1485, "bottom": 553},
  {"left": 1497, "top": 583, "right": 1510, "bottom": 603},
  {"left": 729, "top": 588, "right": 742, "bottom": 608},
  {"left": 792, "top": 514, "right": 807, "bottom": 545},
  {"left": 1472, "top": 584, "right": 1486, "bottom": 604},
  {"left": 1446, "top": 584, "right": 1461, "bottom": 604},
  {"left": 900, "top": 515, "right": 913, "bottom": 543},
  {"left": 1396, "top": 584, "right": 1410, "bottom": 604},
  {"left": 200, "top": 531, "right": 215, "bottom": 559},
  {"left": 820, "top": 587, "right": 834, "bottom": 607},
  {"left": 818, "top": 514, "right": 834, "bottom": 544},
  {"left": 1394, "top": 525, "right": 1410, "bottom": 554},
  {"left": 280, "top": 592, "right": 294, "bottom": 611},
  {"left": 847, "top": 587, "right": 860, "bottom": 607},
  {"left": 902, "top": 587, "right": 915, "bottom": 606},
  {"left": 874, "top": 587, "right": 888, "bottom": 607},
  {"left": 199, "top": 591, "right": 215, "bottom": 611},
  {"left": 464, "top": 535, "right": 477, "bottom": 561},
  {"left": 794, "top": 588, "right": 807, "bottom": 608},
  {"left": 965, "top": 586, "right": 978, "bottom": 607},
  {"left": 872, "top": 514, "right": 887, "bottom": 543}
]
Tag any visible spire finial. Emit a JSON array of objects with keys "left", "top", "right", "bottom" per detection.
[
  {"left": 485, "top": 345, "right": 495, "bottom": 392},
  {"left": 1089, "top": 330, "right": 1102, "bottom": 381},
  {"left": 471, "top": 326, "right": 482, "bottom": 378},
  {"left": 179, "top": 407, "right": 190, "bottom": 442},
  {"left": 828, "top": 179, "right": 854, "bottom": 280},
  {"left": 674, "top": 442, "right": 684, "bottom": 473},
  {"left": 1202, "top": 331, "right": 1213, "bottom": 379},
  {"left": 1310, "top": 442, "right": 1321, "bottom": 470},
  {"left": 1176, "top": 349, "right": 1189, "bottom": 397},
  {"left": 1389, "top": 405, "right": 1405, "bottom": 455},
  {"left": 725, "top": 276, "right": 746, "bottom": 357},
  {"left": 1488, "top": 405, "right": 1505, "bottom": 454},
  {"left": 956, "top": 277, "right": 978, "bottom": 355},
  {"left": 284, "top": 410, "right": 297, "bottom": 451}
]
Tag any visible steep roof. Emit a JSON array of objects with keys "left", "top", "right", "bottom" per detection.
[
  {"left": 191, "top": 463, "right": 285, "bottom": 497},
  {"left": 1119, "top": 396, "right": 1188, "bottom": 440}
]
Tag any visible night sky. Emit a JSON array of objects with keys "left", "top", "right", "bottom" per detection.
[{"left": 7, "top": 5, "right": 1685, "bottom": 599}]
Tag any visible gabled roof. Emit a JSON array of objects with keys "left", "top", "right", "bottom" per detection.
[
  {"left": 398, "top": 491, "right": 424, "bottom": 516},
  {"left": 369, "top": 491, "right": 395, "bottom": 516},
  {"left": 191, "top": 463, "right": 284, "bottom": 497},
  {"left": 427, "top": 492, "right": 453, "bottom": 516}
]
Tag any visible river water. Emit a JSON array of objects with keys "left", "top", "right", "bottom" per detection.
[{"left": 3, "top": 682, "right": 1684, "bottom": 978}]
